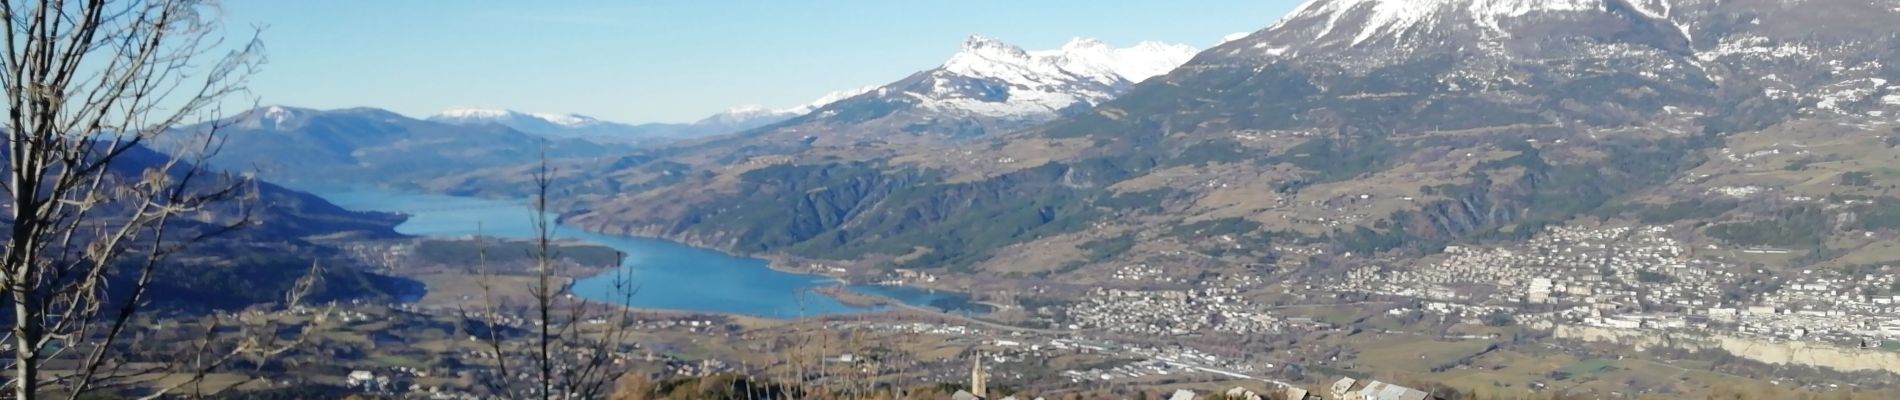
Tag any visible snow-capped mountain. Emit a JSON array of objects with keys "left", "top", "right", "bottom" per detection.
[
  {"left": 233, "top": 105, "right": 317, "bottom": 130},
  {"left": 428, "top": 34, "right": 1197, "bottom": 146},
  {"left": 431, "top": 108, "right": 599, "bottom": 127},
  {"left": 428, "top": 108, "right": 628, "bottom": 138},
  {"left": 1204, "top": 0, "right": 1900, "bottom": 119},
  {"left": 819, "top": 35, "right": 1197, "bottom": 120},
  {"left": 592, "top": 35, "right": 1204, "bottom": 160},
  {"left": 698, "top": 86, "right": 880, "bottom": 127},
  {"left": 515, "top": 0, "right": 1900, "bottom": 286},
  {"left": 784, "top": 85, "right": 881, "bottom": 115},
  {"left": 192, "top": 106, "right": 627, "bottom": 188},
  {"left": 694, "top": 105, "right": 786, "bottom": 128},
  {"left": 1219, "top": 0, "right": 1691, "bottom": 65},
  {"left": 1277, "top": 0, "right": 1608, "bottom": 46},
  {"left": 230, "top": 105, "right": 426, "bottom": 132},
  {"left": 429, "top": 86, "right": 881, "bottom": 143}
]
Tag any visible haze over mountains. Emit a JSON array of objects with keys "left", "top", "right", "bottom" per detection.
[
  {"left": 413, "top": 35, "right": 1199, "bottom": 147},
  {"left": 199, "top": 36, "right": 1198, "bottom": 194},
  {"left": 433, "top": 0, "right": 1900, "bottom": 285},
  {"left": 193, "top": 105, "right": 623, "bottom": 189},
  {"left": 144, "top": 31, "right": 1211, "bottom": 324},
  {"left": 165, "top": 0, "right": 1900, "bottom": 324},
  {"left": 56, "top": 0, "right": 1900, "bottom": 397},
  {"left": 426, "top": 108, "right": 632, "bottom": 140},
  {"left": 425, "top": 86, "right": 879, "bottom": 143},
  {"left": 504, "top": 36, "right": 1207, "bottom": 180}
]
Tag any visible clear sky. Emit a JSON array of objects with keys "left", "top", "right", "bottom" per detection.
[{"left": 222, "top": 1, "right": 1307, "bottom": 123}]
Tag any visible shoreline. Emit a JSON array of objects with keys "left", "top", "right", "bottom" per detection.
[
  {"left": 557, "top": 217, "right": 985, "bottom": 305},
  {"left": 560, "top": 219, "right": 846, "bottom": 279},
  {"left": 324, "top": 189, "right": 984, "bottom": 321},
  {"left": 812, "top": 286, "right": 895, "bottom": 308},
  {"left": 543, "top": 228, "right": 1003, "bottom": 322}
]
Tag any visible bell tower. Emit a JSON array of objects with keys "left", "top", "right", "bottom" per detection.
[{"left": 971, "top": 354, "right": 987, "bottom": 398}]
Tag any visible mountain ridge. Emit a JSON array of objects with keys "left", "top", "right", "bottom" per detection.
[
  {"left": 192, "top": 106, "right": 630, "bottom": 190},
  {"left": 503, "top": 0, "right": 1900, "bottom": 285},
  {"left": 871, "top": 35, "right": 1198, "bottom": 119},
  {"left": 425, "top": 86, "right": 883, "bottom": 143},
  {"left": 429, "top": 35, "right": 1205, "bottom": 200}
]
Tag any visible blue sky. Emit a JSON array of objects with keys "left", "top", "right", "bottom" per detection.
[{"left": 223, "top": 1, "right": 1305, "bottom": 123}]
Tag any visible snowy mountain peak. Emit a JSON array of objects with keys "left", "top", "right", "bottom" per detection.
[
  {"left": 843, "top": 35, "right": 1201, "bottom": 120},
  {"left": 1049, "top": 40, "right": 1200, "bottom": 84},
  {"left": 428, "top": 108, "right": 603, "bottom": 128},
  {"left": 241, "top": 105, "right": 313, "bottom": 129},
  {"left": 528, "top": 112, "right": 601, "bottom": 128},
  {"left": 432, "top": 107, "right": 519, "bottom": 120},
  {"left": 692, "top": 86, "right": 881, "bottom": 127},
  {"left": 946, "top": 36, "right": 1036, "bottom": 76},
  {"left": 261, "top": 105, "right": 299, "bottom": 121},
  {"left": 1274, "top": 0, "right": 1610, "bottom": 45},
  {"left": 943, "top": 35, "right": 1197, "bottom": 86},
  {"left": 698, "top": 105, "right": 782, "bottom": 126},
  {"left": 960, "top": 35, "right": 1024, "bottom": 54},
  {"left": 427, "top": 107, "right": 626, "bottom": 139},
  {"left": 724, "top": 105, "right": 773, "bottom": 115}
]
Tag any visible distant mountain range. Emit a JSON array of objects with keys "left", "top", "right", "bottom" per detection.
[
  {"left": 435, "top": 0, "right": 1900, "bottom": 286},
  {"left": 197, "top": 35, "right": 1201, "bottom": 196},
  {"left": 425, "top": 86, "right": 879, "bottom": 143},
  {"left": 190, "top": 105, "right": 627, "bottom": 190},
  {"left": 150, "top": 0, "right": 1900, "bottom": 331},
  {"left": 565, "top": 35, "right": 1207, "bottom": 171},
  {"left": 426, "top": 108, "right": 631, "bottom": 140},
  {"left": 417, "top": 33, "right": 1202, "bottom": 147},
  {"left": 190, "top": 82, "right": 893, "bottom": 189},
  {"left": 431, "top": 35, "right": 1203, "bottom": 197}
]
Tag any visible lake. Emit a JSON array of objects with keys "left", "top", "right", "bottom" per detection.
[{"left": 319, "top": 191, "right": 982, "bottom": 319}]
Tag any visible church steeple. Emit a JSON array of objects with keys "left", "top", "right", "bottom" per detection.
[{"left": 971, "top": 354, "right": 987, "bottom": 398}]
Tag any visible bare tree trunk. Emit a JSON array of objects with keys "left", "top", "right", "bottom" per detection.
[
  {"left": 536, "top": 157, "right": 556, "bottom": 399},
  {"left": 466, "top": 152, "right": 642, "bottom": 399},
  {"left": 12, "top": 288, "right": 39, "bottom": 399},
  {"left": 0, "top": 0, "right": 263, "bottom": 398}
]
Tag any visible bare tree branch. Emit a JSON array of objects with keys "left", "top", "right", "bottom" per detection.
[
  {"left": 464, "top": 152, "right": 642, "bottom": 399},
  {"left": 0, "top": 1, "right": 270, "bottom": 398}
]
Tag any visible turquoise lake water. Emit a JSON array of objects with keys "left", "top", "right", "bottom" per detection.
[{"left": 318, "top": 191, "right": 979, "bottom": 319}]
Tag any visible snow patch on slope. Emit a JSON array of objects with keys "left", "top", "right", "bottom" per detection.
[
  {"left": 943, "top": 36, "right": 1195, "bottom": 88},
  {"left": 1221, "top": 32, "right": 1253, "bottom": 44},
  {"left": 261, "top": 106, "right": 299, "bottom": 128},
  {"left": 1698, "top": 35, "right": 1818, "bottom": 63},
  {"left": 232, "top": 105, "right": 317, "bottom": 130},
  {"left": 1277, "top": 0, "right": 1606, "bottom": 44},
  {"left": 784, "top": 86, "right": 878, "bottom": 115},
  {"left": 701, "top": 86, "right": 881, "bottom": 125},
  {"left": 1814, "top": 78, "right": 1888, "bottom": 113}
]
